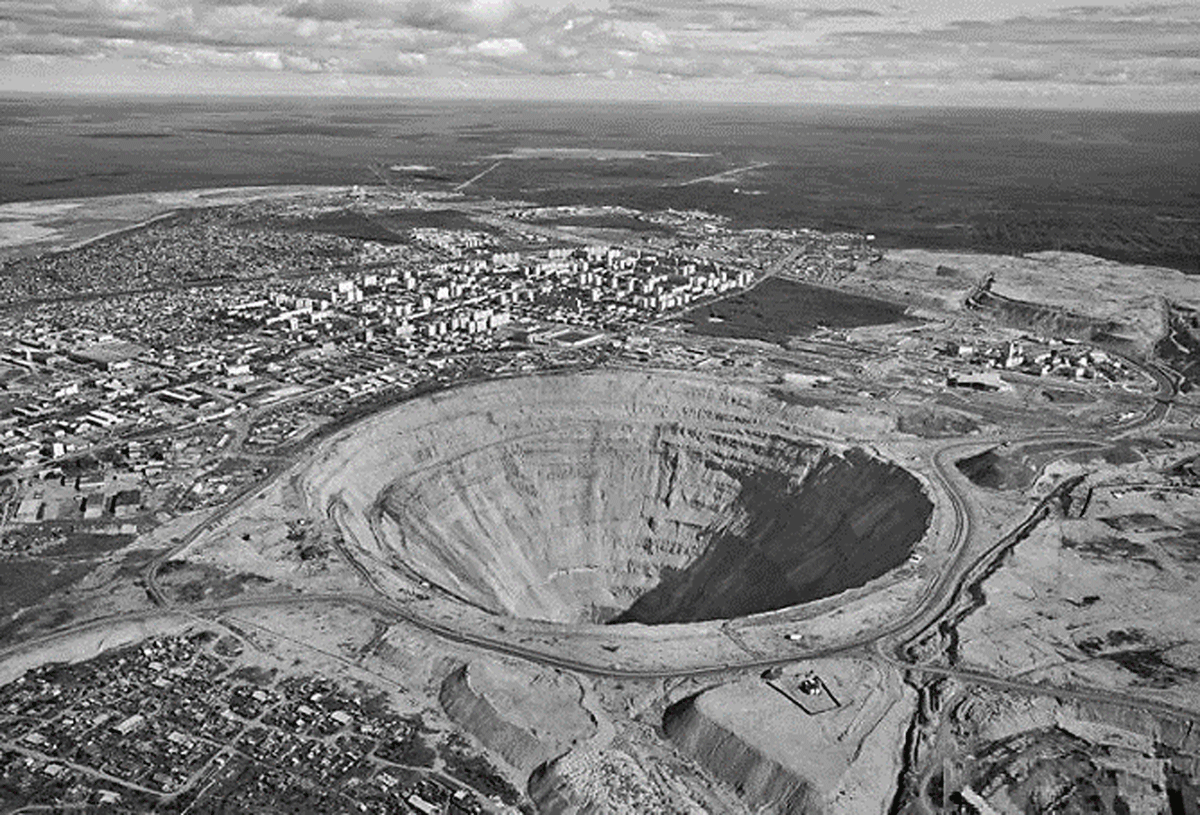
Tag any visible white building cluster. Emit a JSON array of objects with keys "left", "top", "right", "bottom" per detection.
[{"left": 222, "top": 241, "right": 754, "bottom": 346}]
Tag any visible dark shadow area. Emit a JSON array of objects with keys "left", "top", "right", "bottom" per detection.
[{"left": 613, "top": 448, "right": 931, "bottom": 624}]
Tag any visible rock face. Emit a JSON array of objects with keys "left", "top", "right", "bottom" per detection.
[
  {"left": 305, "top": 371, "right": 932, "bottom": 624},
  {"left": 613, "top": 446, "right": 930, "bottom": 624}
]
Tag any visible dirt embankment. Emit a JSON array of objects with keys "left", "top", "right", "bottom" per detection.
[
  {"left": 659, "top": 662, "right": 914, "bottom": 815},
  {"left": 663, "top": 692, "right": 824, "bottom": 814},
  {"left": 440, "top": 665, "right": 545, "bottom": 773},
  {"left": 967, "top": 284, "right": 1124, "bottom": 341},
  {"left": 438, "top": 660, "right": 595, "bottom": 776}
]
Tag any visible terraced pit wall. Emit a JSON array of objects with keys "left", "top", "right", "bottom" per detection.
[{"left": 303, "top": 371, "right": 932, "bottom": 626}]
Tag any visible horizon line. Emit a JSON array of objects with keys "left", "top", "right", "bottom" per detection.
[{"left": 3, "top": 89, "right": 1200, "bottom": 115}]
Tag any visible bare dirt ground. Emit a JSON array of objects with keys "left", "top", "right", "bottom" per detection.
[
  {"left": 857, "top": 248, "right": 1200, "bottom": 354},
  {"left": 0, "top": 185, "right": 349, "bottom": 260},
  {"left": 957, "top": 474, "right": 1200, "bottom": 712}
]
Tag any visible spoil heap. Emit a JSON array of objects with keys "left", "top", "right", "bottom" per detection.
[
  {"left": 305, "top": 371, "right": 932, "bottom": 625},
  {"left": 438, "top": 661, "right": 595, "bottom": 775},
  {"left": 664, "top": 689, "right": 824, "bottom": 814}
]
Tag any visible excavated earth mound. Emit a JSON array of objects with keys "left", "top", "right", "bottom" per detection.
[
  {"left": 305, "top": 371, "right": 933, "bottom": 625},
  {"left": 438, "top": 661, "right": 596, "bottom": 774},
  {"left": 664, "top": 689, "right": 825, "bottom": 814}
]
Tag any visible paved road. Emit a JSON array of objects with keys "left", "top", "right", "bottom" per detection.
[
  {"left": 454, "top": 161, "right": 502, "bottom": 192},
  {"left": 675, "top": 162, "right": 772, "bottom": 187},
  {"left": 874, "top": 651, "right": 1200, "bottom": 722}
]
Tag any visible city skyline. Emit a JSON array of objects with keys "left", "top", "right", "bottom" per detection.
[{"left": 1, "top": 0, "right": 1198, "bottom": 109}]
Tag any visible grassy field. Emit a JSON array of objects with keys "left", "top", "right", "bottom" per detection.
[
  {"left": 684, "top": 278, "right": 911, "bottom": 344},
  {"left": 0, "top": 560, "right": 94, "bottom": 644}
]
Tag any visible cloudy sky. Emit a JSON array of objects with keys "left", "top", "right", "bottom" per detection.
[{"left": 1, "top": 0, "right": 1197, "bottom": 107}]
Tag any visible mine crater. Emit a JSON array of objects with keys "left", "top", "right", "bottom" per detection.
[{"left": 340, "top": 374, "right": 934, "bottom": 626}]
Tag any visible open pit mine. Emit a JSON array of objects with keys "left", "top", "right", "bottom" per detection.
[{"left": 302, "top": 370, "right": 934, "bottom": 633}]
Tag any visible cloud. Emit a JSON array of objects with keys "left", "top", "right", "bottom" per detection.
[
  {"left": 987, "top": 64, "right": 1064, "bottom": 82},
  {"left": 348, "top": 49, "right": 427, "bottom": 74},
  {"left": 280, "top": 0, "right": 377, "bottom": 23},
  {"left": 281, "top": 0, "right": 515, "bottom": 32},
  {"left": 1, "top": 0, "right": 1199, "bottom": 102},
  {"left": 141, "top": 42, "right": 290, "bottom": 70},
  {"left": 472, "top": 36, "right": 525, "bottom": 57},
  {"left": 250, "top": 48, "right": 282, "bottom": 69},
  {"left": 638, "top": 26, "right": 669, "bottom": 50},
  {"left": 802, "top": 7, "right": 882, "bottom": 18}
]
